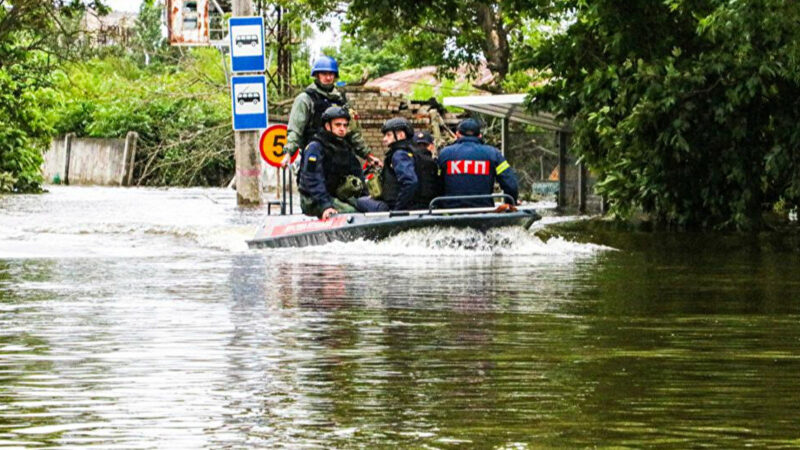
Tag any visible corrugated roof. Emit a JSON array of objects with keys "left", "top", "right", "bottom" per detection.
[{"left": 443, "top": 94, "right": 569, "bottom": 132}]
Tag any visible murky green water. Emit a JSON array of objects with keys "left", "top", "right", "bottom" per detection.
[{"left": 2, "top": 186, "right": 800, "bottom": 448}]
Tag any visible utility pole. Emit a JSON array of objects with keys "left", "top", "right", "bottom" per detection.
[{"left": 232, "top": 0, "right": 261, "bottom": 206}]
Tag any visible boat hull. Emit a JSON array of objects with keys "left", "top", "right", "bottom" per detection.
[{"left": 247, "top": 208, "right": 541, "bottom": 249}]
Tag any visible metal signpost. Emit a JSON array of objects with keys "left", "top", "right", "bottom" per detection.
[{"left": 229, "top": 2, "right": 264, "bottom": 206}]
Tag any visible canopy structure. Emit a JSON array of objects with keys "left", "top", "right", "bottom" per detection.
[{"left": 443, "top": 94, "right": 568, "bottom": 134}]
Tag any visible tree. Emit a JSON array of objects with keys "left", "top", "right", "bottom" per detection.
[
  {"left": 321, "top": 35, "right": 412, "bottom": 83},
  {"left": 527, "top": 0, "right": 800, "bottom": 229},
  {"left": 0, "top": 0, "right": 107, "bottom": 193},
  {"left": 132, "top": 0, "right": 164, "bottom": 65},
  {"left": 329, "top": 0, "right": 552, "bottom": 91}
]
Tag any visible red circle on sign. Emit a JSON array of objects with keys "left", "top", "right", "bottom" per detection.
[{"left": 259, "top": 124, "right": 299, "bottom": 167}]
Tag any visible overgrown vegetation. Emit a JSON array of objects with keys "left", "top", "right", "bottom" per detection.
[
  {"left": 3, "top": 0, "right": 800, "bottom": 231},
  {"left": 54, "top": 49, "right": 234, "bottom": 186},
  {"left": 0, "top": 0, "right": 106, "bottom": 193},
  {"left": 528, "top": 0, "right": 800, "bottom": 230}
]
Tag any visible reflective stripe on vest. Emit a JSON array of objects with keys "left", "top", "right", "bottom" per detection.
[{"left": 496, "top": 160, "right": 510, "bottom": 175}]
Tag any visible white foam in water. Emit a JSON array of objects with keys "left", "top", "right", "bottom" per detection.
[{"left": 281, "top": 226, "right": 614, "bottom": 257}]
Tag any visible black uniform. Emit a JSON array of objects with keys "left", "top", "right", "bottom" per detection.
[
  {"left": 298, "top": 130, "right": 364, "bottom": 213},
  {"left": 382, "top": 141, "right": 443, "bottom": 210}
]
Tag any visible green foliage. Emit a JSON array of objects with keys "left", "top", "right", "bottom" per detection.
[
  {"left": 131, "top": 0, "right": 165, "bottom": 63},
  {"left": 322, "top": 36, "right": 411, "bottom": 83},
  {"left": 338, "top": 0, "right": 554, "bottom": 89},
  {"left": 53, "top": 48, "right": 234, "bottom": 186},
  {"left": 0, "top": 64, "right": 55, "bottom": 193},
  {"left": 0, "top": 0, "right": 101, "bottom": 193},
  {"left": 410, "top": 78, "right": 476, "bottom": 104},
  {"left": 528, "top": 0, "right": 800, "bottom": 230}
]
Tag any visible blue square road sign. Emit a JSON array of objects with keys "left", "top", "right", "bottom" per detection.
[
  {"left": 231, "top": 75, "right": 268, "bottom": 131},
  {"left": 229, "top": 17, "right": 265, "bottom": 73}
]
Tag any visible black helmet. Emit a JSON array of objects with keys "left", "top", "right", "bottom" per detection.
[
  {"left": 381, "top": 117, "right": 413, "bottom": 137},
  {"left": 413, "top": 130, "right": 434, "bottom": 145},
  {"left": 457, "top": 118, "right": 482, "bottom": 136},
  {"left": 320, "top": 106, "right": 351, "bottom": 123}
]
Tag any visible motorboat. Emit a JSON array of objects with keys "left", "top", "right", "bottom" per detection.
[{"left": 247, "top": 195, "right": 541, "bottom": 249}]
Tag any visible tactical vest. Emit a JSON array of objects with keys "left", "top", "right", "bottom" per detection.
[
  {"left": 318, "top": 135, "right": 363, "bottom": 197},
  {"left": 381, "top": 144, "right": 441, "bottom": 209},
  {"left": 411, "top": 148, "right": 442, "bottom": 209},
  {"left": 301, "top": 88, "right": 346, "bottom": 149}
]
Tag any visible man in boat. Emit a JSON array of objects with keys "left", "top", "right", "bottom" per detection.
[
  {"left": 297, "top": 106, "right": 366, "bottom": 220},
  {"left": 437, "top": 118, "right": 519, "bottom": 208},
  {"left": 282, "top": 55, "right": 381, "bottom": 168},
  {"left": 411, "top": 130, "right": 444, "bottom": 208},
  {"left": 357, "top": 118, "right": 442, "bottom": 212}
]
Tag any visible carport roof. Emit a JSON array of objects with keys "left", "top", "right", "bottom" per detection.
[{"left": 442, "top": 94, "right": 569, "bottom": 132}]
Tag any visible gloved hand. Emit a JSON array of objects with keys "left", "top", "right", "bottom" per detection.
[{"left": 494, "top": 203, "right": 518, "bottom": 213}]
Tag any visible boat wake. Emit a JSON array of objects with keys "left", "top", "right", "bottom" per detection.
[{"left": 270, "top": 225, "right": 613, "bottom": 257}]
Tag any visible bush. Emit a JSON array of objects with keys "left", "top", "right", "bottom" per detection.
[{"left": 53, "top": 49, "right": 235, "bottom": 186}]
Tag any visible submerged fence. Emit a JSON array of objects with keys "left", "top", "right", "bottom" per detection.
[{"left": 42, "top": 132, "right": 138, "bottom": 186}]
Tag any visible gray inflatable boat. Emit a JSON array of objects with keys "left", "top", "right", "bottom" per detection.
[{"left": 247, "top": 195, "right": 541, "bottom": 249}]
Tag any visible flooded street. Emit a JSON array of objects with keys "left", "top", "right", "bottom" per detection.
[{"left": 2, "top": 186, "right": 800, "bottom": 447}]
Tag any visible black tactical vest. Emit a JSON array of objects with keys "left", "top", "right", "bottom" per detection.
[
  {"left": 411, "top": 148, "right": 442, "bottom": 209},
  {"left": 380, "top": 147, "right": 404, "bottom": 207},
  {"left": 301, "top": 88, "right": 347, "bottom": 149},
  {"left": 381, "top": 143, "right": 441, "bottom": 209},
  {"left": 308, "top": 132, "right": 363, "bottom": 196}
]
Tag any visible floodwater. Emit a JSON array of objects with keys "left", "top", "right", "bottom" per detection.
[{"left": 1, "top": 186, "right": 800, "bottom": 448}]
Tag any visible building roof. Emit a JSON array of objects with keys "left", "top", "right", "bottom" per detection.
[{"left": 366, "top": 65, "right": 494, "bottom": 97}]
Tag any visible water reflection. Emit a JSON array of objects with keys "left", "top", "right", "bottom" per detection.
[{"left": 2, "top": 187, "right": 800, "bottom": 447}]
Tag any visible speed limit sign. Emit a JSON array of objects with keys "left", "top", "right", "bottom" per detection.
[{"left": 259, "top": 124, "right": 298, "bottom": 167}]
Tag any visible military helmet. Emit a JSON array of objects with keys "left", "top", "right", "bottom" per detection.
[
  {"left": 320, "top": 106, "right": 350, "bottom": 123},
  {"left": 457, "top": 118, "right": 482, "bottom": 136},
  {"left": 311, "top": 55, "right": 339, "bottom": 76},
  {"left": 381, "top": 117, "right": 414, "bottom": 137}
]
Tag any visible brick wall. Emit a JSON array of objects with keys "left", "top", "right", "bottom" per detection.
[
  {"left": 344, "top": 86, "right": 438, "bottom": 158},
  {"left": 272, "top": 86, "right": 450, "bottom": 158}
]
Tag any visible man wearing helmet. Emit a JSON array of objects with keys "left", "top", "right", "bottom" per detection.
[
  {"left": 437, "top": 118, "right": 519, "bottom": 208},
  {"left": 298, "top": 106, "right": 366, "bottom": 220},
  {"left": 358, "top": 117, "right": 441, "bottom": 212},
  {"left": 410, "top": 130, "right": 443, "bottom": 208},
  {"left": 283, "top": 55, "right": 381, "bottom": 168}
]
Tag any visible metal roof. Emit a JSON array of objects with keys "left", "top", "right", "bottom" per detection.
[{"left": 443, "top": 94, "right": 569, "bottom": 132}]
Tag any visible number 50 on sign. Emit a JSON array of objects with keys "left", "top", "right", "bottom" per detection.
[{"left": 259, "top": 124, "right": 298, "bottom": 168}]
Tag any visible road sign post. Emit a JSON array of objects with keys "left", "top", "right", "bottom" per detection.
[{"left": 231, "top": 0, "right": 262, "bottom": 206}]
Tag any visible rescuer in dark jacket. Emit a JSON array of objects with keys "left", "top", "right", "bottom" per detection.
[
  {"left": 282, "top": 56, "right": 381, "bottom": 168},
  {"left": 358, "top": 117, "right": 441, "bottom": 212},
  {"left": 437, "top": 118, "right": 519, "bottom": 208},
  {"left": 298, "top": 106, "right": 366, "bottom": 220},
  {"left": 411, "top": 130, "right": 443, "bottom": 209}
]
